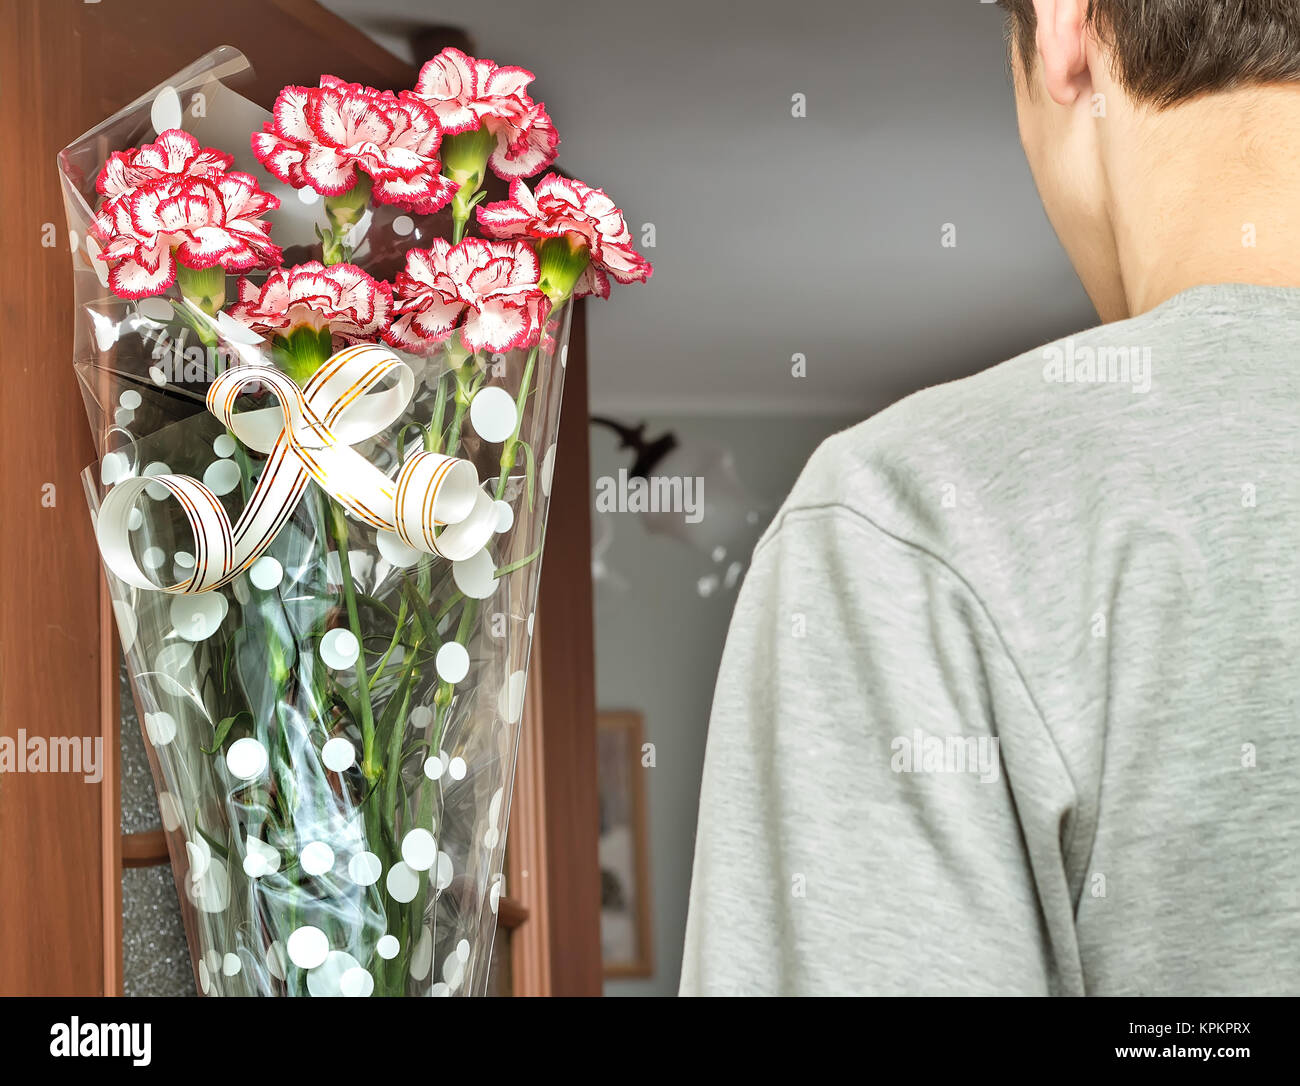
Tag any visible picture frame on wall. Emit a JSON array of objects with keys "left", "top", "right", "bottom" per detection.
[{"left": 597, "top": 710, "right": 653, "bottom": 977}]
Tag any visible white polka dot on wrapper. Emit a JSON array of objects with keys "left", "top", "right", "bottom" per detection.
[
  {"left": 144, "top": 711, "right": 176, "bottom": 746},
  {"left": 157, "top": 791, "right": 182, "bottom": 832},
  {"left": 386, "top": 861, "right": 420, "bottom": 903},
  {"left": 306, "top": 951, "right": 363, "bottom": 997},
  {"left": 248, "top": 556, "right": 283, "bottom": 590},
  {"left": 490, "top": 877, "right": 503, "bottom": 914},
  {"left": 198, "top": 959, "right": 211, "bottom": 994},
  {"left": 297, "top": 187, "right": 320, "bottom": 206},
  {"left": 431, "top": 982, "right": 450, "bottom": 996},
  {"left": 212, "top": 433, "right": 236, "bottom": 458},
  {"left": 266, "top": 940, "right": 287, "bottom": 981},
  {"left": 112, "top": 601, "right": 139, "bottom": 655},
  {"left": 452, "top": 548, "right": 497, "bottom": 600},
  {"left": 392, "top": 214, "right": 414, "bottom": 237},
  {"left": 442, "top": 950, "right": 465, "bottom": 990},
  {"left": 435, "top": 852, "right": 453, "bottom": 891},
  {"left": 243, "top": 836, "right": 281, "bottom": 879},
  {"left": 142, "top": 461, "right": 171, "bottom": 500},
  {"left": 348, "top": 851, "right": 382, "bottom": 886},
  {"left": 422, "top": 754, "right": 444, "bottom": 781},
  {"left": 154, "top": 641, "right": 197, "bottom": 697},
  {"left": 320, "top": 628, "right": 360, "bottom": 670},
  {"left": 222, "top": 953, "right": 241, "bottom": 977},
  {"left": 468, "top": 386, "right": 517, "bottom": 443},
  {"left": 115, "top": 407, "right": 134, "bottom": 429},
  {"left": 101, "top": 450, "right": 130, "bottom": 487},
  {"left": 493, "top": 500, "right": 514, "bottom": 533},
  {"left": 376, "top": 935, "right": 400, "bottom": 960},
  {"left": 203, "top": 459, "right": 241, "bottom": 497},
  {"left": 435, "top": 642, "right": 470, "bottom": 683},
  {"left": 94, "top": 318, "right": 118, "bottom": 352},
  {"left": 409, "top": 706, "right": 433, "bottom": 731},
  {"left": 186, "top": 858, "right": 230, "bottom": 914},
  {"left": 299, "top": 841, "right": 335, "bottom": 877},
  {"left": 186, "top": 839, "right": 210, "bottom": 880},
  {"left": 340, "top": 966, "right": 374, "bottom": 997},
  {"left": 226, "top": 737, "right": 268, "bottom": 781},
  {"left": 287, "top": 926, "right": 329, "bottom": 970},
  {"left": 174, "top": 551, "right": 195, "bottom": 570},
  {"left": 447, "top": 756, "right": 467, "bottom": 781},
  {"left": 119, "top": 389, "right": 143, "bottom": 410},
  {"left": 376, "top": 529, "right": 422, "bottom": 569},
  {"left": 170, "top": 591, "right": 228, "bottom": 642},
  {"left": 409, "top": 927, "right": 433, "bottom": 980},
  {"left": 321, "top": 737, "right": 356, "bottom": 773},
  {"left": 540, "top": 443, "right": 557, "bottom": 497},
  {"left": 142, "top": 546, "right": 166, "bottom": 571},
  {"left": 498, "top": 670, "right": 528, "bottom": 725},
  {"left": 150, "top": 85, "right": 183, "bottom": 133},
  {"left": 401, "top": 829, "right": 437, "bottom": 872}
]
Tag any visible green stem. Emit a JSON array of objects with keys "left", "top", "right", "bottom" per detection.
[
  {"left": 494, "top": 345, "right": 539, "bottom": 500},
  {"left": 329, "top": 499, "right": 379, "bottom": 779},
  {"left": 370, "top": 597, "right": 409, "bottom": 687}
]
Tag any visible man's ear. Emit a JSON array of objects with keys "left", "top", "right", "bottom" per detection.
[{"left": 1031, "top": 0, "right": 1092, "bottom": 106}]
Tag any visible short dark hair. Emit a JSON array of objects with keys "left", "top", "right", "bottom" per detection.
[{"left": 998, "top": 1, "right": 1300, "bottom": 108}]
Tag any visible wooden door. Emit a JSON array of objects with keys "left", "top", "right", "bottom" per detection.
[{"left": 0, "top": 0, "right": 600, "bottom": 997}]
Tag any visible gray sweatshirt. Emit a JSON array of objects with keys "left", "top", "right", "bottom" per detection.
[{"left": 680, "top": 284, "right": 1300, "bottom": 996}]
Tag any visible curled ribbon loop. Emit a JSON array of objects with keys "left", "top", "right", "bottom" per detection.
[{"left": 97, "top": 343, "right": 497, "bottom": 594}]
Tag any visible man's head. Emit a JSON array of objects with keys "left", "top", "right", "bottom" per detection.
[{"left": 997, "top": 1, "right": 1300, "bottom": 320}]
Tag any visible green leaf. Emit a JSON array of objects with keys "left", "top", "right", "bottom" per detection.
[
  {"left": 402, "top": 577, "right": 442, "bottom": 642},
  {"left": 194, "top": 824, "right": 231, "bottom": 861},
  {"left": 202, "top": 710, "right": 251, "bottom": 755}
]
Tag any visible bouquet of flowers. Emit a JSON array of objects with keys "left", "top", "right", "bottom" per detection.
[{"left": 61, "top": 46, "right": 650, "bottom": 996}]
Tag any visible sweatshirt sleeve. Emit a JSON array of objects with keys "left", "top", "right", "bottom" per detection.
[{"left": 679, "top": 503, "right": 1075, "bottom": 996}]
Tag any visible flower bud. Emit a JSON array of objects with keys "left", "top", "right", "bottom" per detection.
[
  {"left": 175, "top": 261, "right": 227, "bottom": 316},
  {"left": 537, "top": 235, "right": 591, "bottom": 303}
]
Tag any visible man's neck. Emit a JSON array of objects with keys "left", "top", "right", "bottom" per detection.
[{"left": 1103, "top": 85, "right": 1300, "bottom": 319}]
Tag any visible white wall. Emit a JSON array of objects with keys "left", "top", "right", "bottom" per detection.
[{"left": 591, "top": 413, "right": 860, "bottom": 996}]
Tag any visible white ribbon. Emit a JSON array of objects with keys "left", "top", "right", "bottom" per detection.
[{"left": 97, "top": 343, "right": 497, "bottom": 594}]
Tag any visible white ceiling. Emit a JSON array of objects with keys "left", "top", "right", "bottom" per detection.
[{"left": 324, "top": 0, "right": 1095, "bottom": 415}]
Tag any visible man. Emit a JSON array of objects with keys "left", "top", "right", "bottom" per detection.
[{"left": 681, "top": 0, "right": 1300, "bottom": 995}]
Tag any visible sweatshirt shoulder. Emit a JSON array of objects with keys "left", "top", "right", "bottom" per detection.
[{"left": 765, "top": 313, "right": 1174, "bottom": 555}]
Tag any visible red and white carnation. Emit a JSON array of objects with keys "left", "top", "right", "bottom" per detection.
[
  {"left": 228, "top": 261, "right": 392, "bottom": 342},
  {"left": 252, "top": 76, "right": 457, "bottom": 213},
  {"left": 96, "top": 128, "right": 233, "bottom": 203},
  {"left": 414, "top": 48, "right": 559, "bottom": 179},
  {"left": 89, "top": 173, "right": 281, "bottom": 299},
  {"left": 385, "top": 238, "right": 549, "bottom": 354},
  {"left": 477, "top": 174, "right": 652, "bottom": 298}
]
